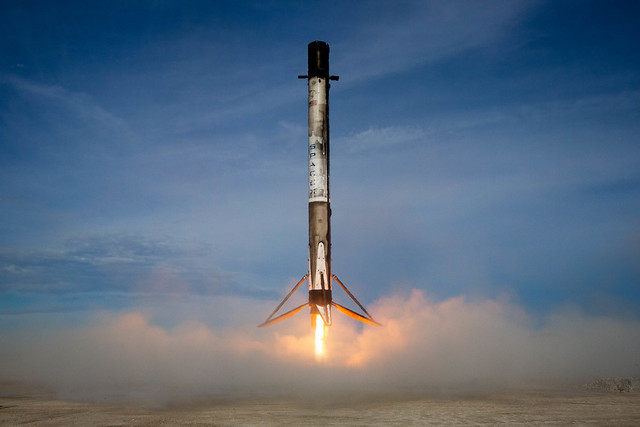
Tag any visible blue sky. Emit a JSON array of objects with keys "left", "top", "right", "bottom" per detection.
[
  {"left": 2, "top": 1, "right": 640, "bottom": 400},
  {"left": 1, "top": 0, "right": 639, "bottom": 327}
]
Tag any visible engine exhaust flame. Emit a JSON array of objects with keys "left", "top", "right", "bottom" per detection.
[{"left": 314, "top": 314, "right": 327, "bottom": 361}]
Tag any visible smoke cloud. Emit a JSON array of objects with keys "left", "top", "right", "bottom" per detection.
[{"left": 2, "top": 289, "right": 639, "bottom": 404}]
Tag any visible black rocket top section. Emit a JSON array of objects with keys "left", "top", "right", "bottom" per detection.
[
  {"left": 308, "top": 40, "right": 330, "bottom": 78},
  {"left": 299, "top": 40, "right": 339, "bottom": 81}
]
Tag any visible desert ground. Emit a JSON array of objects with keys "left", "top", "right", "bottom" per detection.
[{"left": 1, "top": 383, "right": 639, "bottom": 426}]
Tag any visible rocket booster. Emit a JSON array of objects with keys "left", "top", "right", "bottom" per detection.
[
  {"left": 305, "top": 41, "right": 337, "bottom": 326},
  {"left": 259, "top": 41, "right": 379, "bottom": 330}
]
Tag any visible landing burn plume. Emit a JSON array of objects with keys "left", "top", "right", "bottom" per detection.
[{"left": 259, "top": 42, "right": 380, "bottom": 356}]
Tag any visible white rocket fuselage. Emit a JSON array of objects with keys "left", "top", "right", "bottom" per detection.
[
  {"left": 257, "top": 41, "right": 380, "bottom": 331},
  {"left": 306, "top": 41, "right": 333, "bottom": 326}
]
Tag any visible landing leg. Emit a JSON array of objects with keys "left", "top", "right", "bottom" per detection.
[
  {"left": 258, "top": 274, "right": 308, "bottom": 327},
  {"left": 332, "top": 274, "right": 381, "bottom": 326}
]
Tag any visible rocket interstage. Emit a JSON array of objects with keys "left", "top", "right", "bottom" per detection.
[{"left": 259, "top": 41, "right": 380, "bottom": 333}]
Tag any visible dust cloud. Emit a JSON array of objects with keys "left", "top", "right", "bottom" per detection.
[{"left": 2, "top": 290, "right": 639, "bottom": 404}]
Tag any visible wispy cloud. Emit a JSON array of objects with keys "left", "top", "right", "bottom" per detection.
[
  {"left": 342, "top": 126, "right": 427, "bottom": 153},
  {"left": 335, "top": 0, "right": 538, "bottom": 82},
  {"left": 0, "top": 233, "right": 232, "bottom": 297},
  {"left": 0, "top": 74, "right": 131, "bottom": 140}
]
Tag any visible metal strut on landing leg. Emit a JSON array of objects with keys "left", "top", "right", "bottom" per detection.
[
  {"left": 258, "top": 274, "right": 308, "bottom": 328},
  {"left": 332, "top": 274, "right": 382, "bottom": 327}
]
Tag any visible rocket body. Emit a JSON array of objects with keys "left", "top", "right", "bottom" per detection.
[
  {"left": 306, "top": 41, "right": 333, "bottom": 326},
  {"left": 257, "top": 41, "right": 379, "bottom": 331}
]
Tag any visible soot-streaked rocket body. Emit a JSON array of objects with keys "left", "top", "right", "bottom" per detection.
[
  {"left": 259, "top": 41, "right": 380, "bottom": 330},
  {"left": 306, "top": 40, "right": 334, "bottom": 327}
]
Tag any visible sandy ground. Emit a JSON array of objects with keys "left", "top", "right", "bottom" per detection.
[{"left": 1, "top": 386, "right": 639, "bottom": 426}]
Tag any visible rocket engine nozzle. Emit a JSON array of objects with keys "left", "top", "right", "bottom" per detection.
[{"left": 309, "top": 289, "right": 332, "bottom": 326}]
